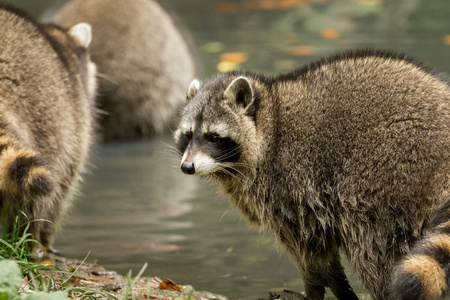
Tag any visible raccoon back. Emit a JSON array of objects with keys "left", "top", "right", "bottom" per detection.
[
  {"left": 0, "top": 5, "right": 94, "bottom": 186},
  {"left": 51, "top": 0, "right": 197, "bottom": 140}
]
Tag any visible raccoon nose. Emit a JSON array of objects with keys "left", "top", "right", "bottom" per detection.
[{"left": 181, "top": 162, "right": 195, "bottom": 175}]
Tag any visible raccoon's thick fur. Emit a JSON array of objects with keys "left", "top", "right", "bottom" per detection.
[
  {"left": 0, "top": 4, "right": 97, "bottom": 250},
  {"left": 174, "top": 50, "right": 450, "bottom": 300},
  {"left": 51, "top": 0, "right": 196, "bottom": 141}
]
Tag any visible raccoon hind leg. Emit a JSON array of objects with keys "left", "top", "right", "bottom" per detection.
[{"left": 297, "top": 250, "right": 359, "bottom": 300}]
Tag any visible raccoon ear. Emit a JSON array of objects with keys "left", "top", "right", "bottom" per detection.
[
  {"left": 186, "top": 79, "right": 201, "bottom": 103},
  {"left": 225, "top": 76, "right": 254, "bottom": 111},
  {"left": 69, "top": 23, "right": 92, "bottom": 49}
]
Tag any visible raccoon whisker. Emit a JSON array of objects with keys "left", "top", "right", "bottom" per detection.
[
  {"left": 217, "top": 167, "right": 245, "bottom": 185},
  {"left": 215, "top": 147, "right": 242, "bottom": 161},
  {"left": 158, "top": 151, "right": 182, "bottom": 160},
  {"left": 167, "top": 121, "right": 178, "bottom": 135},
  {"left": 158, "top": 153, "right": 183, "bottom": 162},
  {"left": 159, "top": 143, "right": 183, "bottom": 160},
  {"left": 163, "top": 148, "right": 180, "bottom": 154},
  {"left": 225, "top": 165, "right": 248, "bottom": 179},
  {"left": 161, "top": 149, "right": 182, "bottom": 157},
  {"left": 216, "top": 163, "right": 248, "bottom": 184},
  {"left": 160, "top": 142, "right": 182, "bottom": 155},
  {"left": 157, "top": 157, "right": 182, "bottom": 164},
  {"left": 96, "top": 72, "right": 119, "bottom": 86},
  {"left": 228, "top": 162, "right": 253, "bottom": 169},
  {"left": 94, "top": 107, "right": 109, "bottom": 115}
]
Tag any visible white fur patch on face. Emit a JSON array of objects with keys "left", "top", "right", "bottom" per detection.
[
  {"left": 173, "top": 129, "right": 182, "bottom": 144},
  {"left": 174, "top": 121, "right": 194, "bottom": 143},
  {"left": 203, "top": 123, "right": 231, "bottom": 137},
  {"left": 179, "top": 122, "right": 193, "bottom": 133},
  {"left": 180, "top": 150, "right": 188, "bottom": 165},
  {"left": 191, "top": 151, "right": 219, "bottom": 175}
]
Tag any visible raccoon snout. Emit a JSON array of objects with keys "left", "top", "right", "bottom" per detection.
[{"left": 181, "top": 162, "right": 195, "bottom": 175}]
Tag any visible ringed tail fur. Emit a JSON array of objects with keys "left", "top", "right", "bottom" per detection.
[
  {"left": 392, "top": 198, "right": 450, "bottom": 300},
  {"left": 0, "top": 130, "right": 54, "bottom": 197}
]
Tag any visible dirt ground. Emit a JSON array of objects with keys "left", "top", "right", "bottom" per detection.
[{"left": 40, "top": 257, "right": 229, "bottom": 300}]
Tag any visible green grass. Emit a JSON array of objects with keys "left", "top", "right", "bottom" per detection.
[
  {"left": 0, "top": 212, "right": 155, "bottom": 300},
  {"left": 120, "top": 263, "right": 148, "bottom": 300},
  {"left": 0, "top": 213, "right": 67, "bottom": 299},
  {"left": 0, "top": 212, "right": 115, "bottom": 299}
]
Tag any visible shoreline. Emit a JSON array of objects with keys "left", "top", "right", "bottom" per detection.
[{"left": 41, "top": 256, "right": 229, "bottom": 300}]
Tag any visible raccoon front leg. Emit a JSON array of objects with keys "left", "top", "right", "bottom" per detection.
[{"left": 296, "top": 250, "right": 359, "bottom": 300}]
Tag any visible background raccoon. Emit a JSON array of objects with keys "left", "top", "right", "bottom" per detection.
[
  {"left": 0, "top": 4, "right": 97, "bottom": 252},
  {"left": 51, "top": 0, "right": 196, "bottom": 141},
  {"left": 174, "top": 50, "right": 450, "bottom": 300}
]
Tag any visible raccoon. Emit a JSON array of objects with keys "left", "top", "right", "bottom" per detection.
[
  {"left": 50, "top": 0, "right": 196, "bottom": 141},
  {"left": 174, "top": 50, "right": 450, "bottom": 300},
  {"left": 0, "top": 4, "right": 97, "bottom": 251}
]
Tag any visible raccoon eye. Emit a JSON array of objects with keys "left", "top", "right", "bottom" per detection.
[{"left": 205, "top": 133, "right": 221, "bottom": 143}]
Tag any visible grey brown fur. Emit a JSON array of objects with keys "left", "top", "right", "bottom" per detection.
[
  {"left": 174, "top": 50, "right": 450, "bottom": 300},
  {"left": 51, "top": 0, "right": 196, "bottom": 141},
  {"left": 0, "top": 4, "right": 97, "bottom": 251}
]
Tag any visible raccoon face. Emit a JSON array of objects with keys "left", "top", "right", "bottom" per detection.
[{"left": 174, "top": 76, "right": 258, "bottom": 178}]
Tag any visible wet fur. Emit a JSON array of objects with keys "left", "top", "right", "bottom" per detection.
[
  {"left": 175, "top": 50, "right": 450, "bottom": 300},
  {"left": 0, "top": 4, "right": 96, "bottom": 249}
]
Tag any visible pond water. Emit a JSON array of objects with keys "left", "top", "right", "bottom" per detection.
[
  {"left": 6, "top": 0, "right": 450, "bottom": 299},
  {"left": 54, "top": 135, "right": 312, "bottom": 299}
]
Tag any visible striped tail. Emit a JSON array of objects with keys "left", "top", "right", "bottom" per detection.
[
  {"left": 0, "top": 133, "right": 54, "bottom": 197},
  {"left": 392, "top": 200, "right": 450, "bottom": 300}
]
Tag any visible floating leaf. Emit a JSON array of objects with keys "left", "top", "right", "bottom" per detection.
[
  {"left": 217, "top": 61, "right": 240, "bottom": 72},
  {"left": 444, "top": 35, "right": 450, "bottom": 45},
  {"left": 243, "top": 0, "right": 307, "bottom": 11},
  {"left": 220, "top": 52, "right": 248, "bottom": 63},
  {"left": 320, "top": 28, "right": 341, "bottom": 40},
  {"left": 216, "top": 2, "right": 238, "bottom": 13},
  {"left": 289, "top": 46, "right": 315, "bottom": 56}
]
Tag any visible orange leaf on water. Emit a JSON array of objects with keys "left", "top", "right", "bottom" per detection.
[
  {"left": 320, "top": 28, "right": 341, "bottom": 40},
  {"left": 444, "top": 35, "right": 450, "bottom": 45},
  {"left": 216, "top": 2, "right": 238, "bottom": 13},
  {"left": 289, "top": 46, "right": 315, "bottom": 56},
  {"left": 220, "top": 52, "right": 248, "bottom": 63}
]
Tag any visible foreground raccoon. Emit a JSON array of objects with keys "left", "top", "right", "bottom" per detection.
[
  {"left": 174, "top": 50, "right": 450, "bottom": 300},
  {"left": 0, "top": 4, "right": 97, "bottom": 251},
  {"left": 51, "top": 0, "right": 196, "bottom": 141}
]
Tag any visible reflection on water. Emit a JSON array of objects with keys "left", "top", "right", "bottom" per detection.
[{"left": 5, "top": 0, "right": 450, "bottom": 299}]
